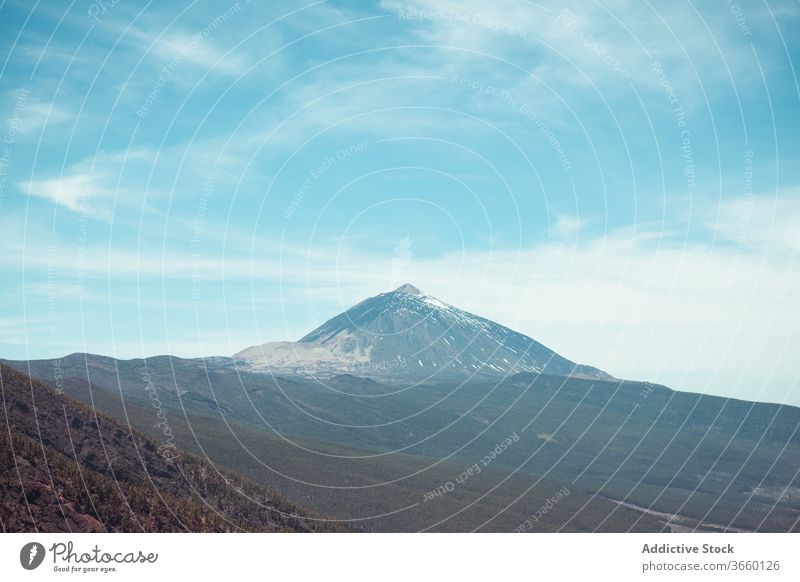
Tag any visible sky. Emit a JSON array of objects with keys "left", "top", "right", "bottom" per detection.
[{"left": 0, "top": 0, "right": 799, "bottom": 405}]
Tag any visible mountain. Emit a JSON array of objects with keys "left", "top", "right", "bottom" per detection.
[
  {"left": 0, "top": 363, "right": 346, "bottom": 532},
  {"left": 234, "top": 284, "right": 610, "bottom": 381}
]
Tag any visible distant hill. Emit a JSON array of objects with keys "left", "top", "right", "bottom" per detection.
[
  {"left": 235, "top": 283, "right": 610, "bottom": 381},
  {"left": 0, "top": 364, "right": 346, "bottom": 532}
]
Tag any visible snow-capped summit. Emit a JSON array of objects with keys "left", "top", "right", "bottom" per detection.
[
  {"left": 394, "top": 283, "right": 422, "bottom": 295},
  {"left": 234, "top": 285, "right": 610, "bottom": 382}
]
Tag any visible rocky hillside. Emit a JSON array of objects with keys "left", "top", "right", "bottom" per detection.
[{"left": 0, "top": 363, "right": 347, "bottom": 532}]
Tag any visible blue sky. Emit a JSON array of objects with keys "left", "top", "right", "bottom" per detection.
[{"left": 1, "top": 0, "right": 799, "bottom": 405}]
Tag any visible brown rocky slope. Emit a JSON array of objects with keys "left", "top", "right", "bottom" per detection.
[{"left": 0, "top": 363, "right": 347, "bottom": 532}]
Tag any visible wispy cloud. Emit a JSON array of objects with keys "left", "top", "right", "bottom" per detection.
[
  {"left": 381, "top": 0, "right": 770, "bottom": 98},
  {"left": 4, "top": 98, "right": 71, "bottom": 135},
  {"left": 550, "top": 214, "right": 583, "bottom": 238},
  {"left": 21, "top": 173, "right": 94, "bottom": 213},
  {"left": 707, "top": 188, "right": 800, "bottom": 252},
  {"left": 136, "top": 27, "right": 253, "bottom": 77}
]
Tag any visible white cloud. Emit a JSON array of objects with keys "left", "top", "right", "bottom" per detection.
[
  {"left": 707, "top": 190, "right": 800, "bottom": 253},
  {"left": 114, "top": 3, "right": 259, "bottom": 79},
  {"left": 16, "top": 142, "right": 223, "bottom": 219},
  {"left": 381, "top": 0, "right": 769, "bottom": 100},
  {"left": 550, "top": 214, "right": 583, "bottom": 238},
  {"left": 146, "top": 29, "right": 252, "bottom": 76},
  {"left": 5, "top": 100, "right": 71, "bottom": 136},
  {"left": 21, "top": 173, "right": 95, "bottom": 213}
]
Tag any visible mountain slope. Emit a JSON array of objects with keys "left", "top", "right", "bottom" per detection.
[
  {"left": 0, "top": 363, "right": 346, "bottom": 532},
  {"left": 3, "top": 360, "right": 668, "bottom": 532},
  {"left": 235, "top": 284, "right": 610, "bottom": 381},
  {"left": 5, "top": 355, "right": 800, "bottom": 531}
]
